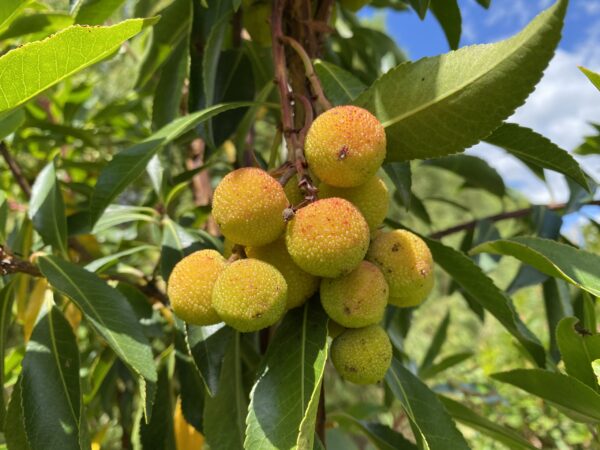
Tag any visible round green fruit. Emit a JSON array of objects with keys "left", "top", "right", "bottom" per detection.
[
  {"left": 319, "top": 175, "right": 389, "bottom": 234},
  {"left": 285, "top": 198, "right": 370, "bottom": 278},
  {"left": 331, "top": 325, "right": 392, "bottom": 384},
  {"left": 305, "top": 106, "right": 386, "bottom": 187},
  {"left": 212, "top": 167, "right": 288, "bottom": 247},
  {"left": 320, "top": 261, "right": 388, "bottom": 328},
  {"left": 212, "top": 258, "right": 287, "bottom": 332},
  {"left": 246, "top": 237, "right": 319, "bottom": 309},
  {"left": 167, "top": 250, "right": 225, "bottom": 325},
  {"left": 367, "top": 230, "right": 434, "bottom": 307}
]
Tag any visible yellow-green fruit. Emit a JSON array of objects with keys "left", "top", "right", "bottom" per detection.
[
  {"left": 331, "top": 325, "right": 392, "bottom": 384},
  {"left": 320, "top": 261, "right": 388, "bottom": 328},
  {"left": 246, "top": 237, "right": 319, "bottom": 309},
  {"left": 328, "top": 320, "right": 346, "bottom": 339},
  {"left": 243, "top": 2, "right": 272, "bottom": 46},
  {"left": 167, "top": 250, "right": 225, "bottom": 325},
  {"left": 367, "top": 230, "right": 434, "bottom": 308},
  {"left": 340, "top": 0, "right": 370, "bottom": 11},
  {"left": 319, "top": 176, "right": 389, "bottom": 234},
  {"left": 283, "top": 174, "right": 305, "bottom": 206},
  {"left": 286, "top": 198, "right": 370, "bottom": 278},
  {"left": 212, "top": 259, "right": 287, "bottom": 332},
  {"left": 212, "top": 167, "right": 288, "bottom": 247},
  {"left": 305, "top": 106, "right": 386, "bottom": 187}
]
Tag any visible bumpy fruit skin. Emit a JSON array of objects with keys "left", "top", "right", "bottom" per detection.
[
  {"left": 243, "top": 2, "right": 272, "bottom": 46},
  {"left": 319, "top": 176, "right": 389, "bottom": 234},
  {"left": 246, "top": 237, "right": 319, "bottom": 309},
  {"left": 320, "top": 261, "right": 388, "bottom": 328},
  {"left": 331, "top": 325, "right": 392, "bottom": 384},
  {"left": 167, "top": 250, "right": 225, "bottom": 325},
  {"left": 367, "top": 230, "right": 434, "bottom": 308},
  {"left": 212, "top": 259, "right": 287, "bottom": 332},
  {"left": 212, "top": 167, "right": 288, "bottom": 247},
  {"left": 305, "top": 106, "right": 386, "bottom": 187},
  {"left": 286, "top": 198, "right": 370, "bottom": 278}
]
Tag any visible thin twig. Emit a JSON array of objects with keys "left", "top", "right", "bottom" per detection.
[
  {"left": 0, "top": 245, "right": 40, "bottom": 277},
  {"left": 430, "top": 200, "right": 600, "bottom": 239},
  {"left": 280, "top": 36, "right": 332, "bottom": 111},
  {"left": 0, "top": 141, "right": 31, "bottom": 198}
]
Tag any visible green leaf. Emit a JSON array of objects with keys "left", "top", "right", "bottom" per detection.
[
  {"left": 492, "top": 369, "right": 600, "bottom": 423},
  {"left": 5, "top": 378, "right": 31, "bottom": 450},
  {"left": 430, "top": 0, "right": 461, "bottom": 50},
  {"left": 593, "top": 360, "right": 600, "bottom": 385},
  {"left": 136, "top": 0, "right": 192, "bottom": 90},
  {"left": 438, "top": 395, "right": 536, "bottom": 449},
  {"left": 475, "top": 0, "right": 491, "bottom": 8},
  {"left": 484, "top": 122, "right": 589, "bottom": 191},
  {"left": 204, "top": 333, "right": 246, "bottom": 450},
  {"left": 91, "top": 205, "right": 158, "bottom": 234},
  {"left": 0, "top": 108, "right": 25, "bottom": 140},
  {"left": 0, "top": 282, "right": 15, "bottom": 429},
  {"left": 354, "top": 0, "right": 567, "bottom": 162},
  {"left": 579, "top": 66, "right": 600, "bottom": 91},
  {"left": 186, "top": 323, "right": 234, "bottom": 396},
  {"left": 90, "top": 102, "right": 251, "bottom": 225},
  {"left": 0, "top": 18, "right": 158, "bottom": 114},
  {"left": 0, "top": 13, "right": 73, "bottom": 41},
  {"left": 425, "top": 237, "right": 546, "bottom": 366},
  {"left": 385, "top": 359, "right": 469, "bottom": 449},
  {"left": 314, "top": 59, "right": 366, "bottom": 105},
  {"left": 21, "top": 306, "right": 83, "bottom": 450},
  {"left": 0, "top": 0, "right": 32, "bottom": 32},
  {"left": 152, "top": 31, "right": 190, "bottom": 129},
  {"left": 245, "top": 304, "right": 329, "bottom": 450},
  {"left": 331, "top": 412, "right": 417, "bottom": 450},
  {"left": 420, "top": 312, "right": 450, "bottom": 372},
  {"left": 408, "top": 0, "right": 430, "bottom": 19},
  {"left": 383, "top": 162, "right": 411, "bottom": 210},
  {"left": 556, "top": 317, "right": 600, "bottom": 391},
  {"left": 28, "top": 161, "right": 68, "bottom": 256},
  {"left": 37, "top": 256, "right": 157, "bottom": 385},
  {"left": 419, "top": 352, "right": 473, "bottom": 380},
  {"left": 84, "top": 245, "right": 157, "bottom": 273},
  {"left": 575, "top": 124, "right": 600, "bottom": 155},
  {"left": 74, "top": 0, "right": 127, "bottom": 25},
  {"left": 426, "top": 155, "right": 505, "bottom": 197},
  {"left": 138, "top": 365, "right": 176, "bottom": 450},
  {"left": 471, "top": 237, "right": 600, "bottom": 297},
  {"left": 543, "top": 278, "right": 573, "bottom": 363}
]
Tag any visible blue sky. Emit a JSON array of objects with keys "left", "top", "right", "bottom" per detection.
[{"left": 362, "top": 0, "right": 600, "bottom": 241}]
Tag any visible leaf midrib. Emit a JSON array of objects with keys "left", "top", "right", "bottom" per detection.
[{"left": 41, "top": 257, "right": 144, "bottom": 377}]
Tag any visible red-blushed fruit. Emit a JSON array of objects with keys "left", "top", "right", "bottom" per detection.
[
  {"left": 212, "top": 258, "right": 287, "bottom": 332},
  {"left": 246, "top": 237, "right": 319, "bottom": 310},
  {"left": 320, "top": 261, "right": 388, "bottom": 328},
  {"left": 319, "top": 176, "right": 389, "bottom": 234},
  {"left": 331, "top": 325, "right": 392, "bottom": 384},
  {"left": 305, "top": 106, "right": 386, "bottom": 187},
  {"left": 285, "top": 198, "right": 370, "bottom": 278},
  {"left": 212, "top": 167, "right": 288, "bottom": 247},
  {"left": 167, "top": 250, "right": 226, "bottom": 325},
  {"left": 367, "top": 230, "right": 434, "bottom": 307}
]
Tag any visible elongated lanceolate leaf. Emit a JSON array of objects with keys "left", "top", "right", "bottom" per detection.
[
  {"left": 354, "top": 0, "right": 567, "bottom": 162},
  {"left": 471, "top": 237, "right": 600, "bottom": 297},
  {"left": 245, "top": 304, "right": 329, "bottom": 450},
  {"left": 0, "top": 18, "right": 158, "bottom": 114}
]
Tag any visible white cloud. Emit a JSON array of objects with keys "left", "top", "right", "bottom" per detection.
[{"left": 467, "top": 45, "right": 600, "bottom": 204}]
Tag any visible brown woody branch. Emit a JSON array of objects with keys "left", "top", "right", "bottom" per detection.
[
  {"left": 0, "top": 141, "right": 31, "bottom": 198},
  {"left": 430, "top": 200, "right": 600, "bottom": 239},
  {"left": 0, "top": 246, "right": 40, "bottom": 277}
]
